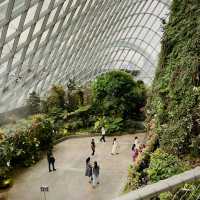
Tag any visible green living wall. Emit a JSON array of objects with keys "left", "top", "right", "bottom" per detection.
[{"left": 146, "top": 0, "right": 200, "bottom": 156}]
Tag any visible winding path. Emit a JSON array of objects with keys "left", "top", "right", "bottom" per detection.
[{"left": 7, "top": 133, "right": 146, "bottom": 200}]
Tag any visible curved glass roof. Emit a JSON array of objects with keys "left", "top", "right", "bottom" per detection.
[{"left": 0, "top": 0, "right": 170, "bottom": 112}]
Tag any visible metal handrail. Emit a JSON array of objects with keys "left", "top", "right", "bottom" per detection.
[{"left": 113, "top": 167, "right": 200, "bottom": 200}]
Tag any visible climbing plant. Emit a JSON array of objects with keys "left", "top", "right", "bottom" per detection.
[{"left": 146, "top": 0, "right": 200, "bottom": 155}]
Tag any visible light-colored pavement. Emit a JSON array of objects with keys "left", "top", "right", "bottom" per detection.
[{"left": 7, "top": 133, "right": 146, "bottom": 200}]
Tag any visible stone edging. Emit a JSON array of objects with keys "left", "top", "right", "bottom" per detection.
[
  {"left": 54, "top": 129, "right": 145, "bottom": 145},
  {"left": 54, "top": 134, "right": 99, "bottom": 145}
]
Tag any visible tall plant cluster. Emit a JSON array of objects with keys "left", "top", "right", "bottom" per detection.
[
  {"left": 0, "top": 114, "right": 54, "bottom": 188},
  {"left": 146, "top": 0, "right": 200, "bottom": 156},
  {"left": 92, "top": 71, "right": 146, "bottom": 118},
  {"left": 92, "top": 71, "right": 146, "bottom": 133}
]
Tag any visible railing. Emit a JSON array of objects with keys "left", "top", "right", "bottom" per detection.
[{"left": 114, "top": 167, "right": 200, "bottom": 200}]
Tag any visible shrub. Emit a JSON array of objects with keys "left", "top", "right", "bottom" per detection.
[
  {"left": 65, "top": 105, "right": 94, "bottom": 128},
  {"left": 124, "top": 132, "right": 160, "bottom": 193},
  {"left": 0, "top": 114, "right": 54, "bottom": 187},
  {"left": 189, "top": 136, "right": 200, "bottom": 157},
  {"left": 0, "top": 140, "right": 13, "bottom": 179},
  {"left": 27, "top": 91, "right": 41, "bottom": 114},
  {"left": 147, "top": 149, "right": 187, "bottom": 183},
  {"left": 94, "top": 116, "right": 124, "bottom": 134},
  {"left": 66, "top": 90, "right": 80, "bottom": 112},
  {"left": 92, "top": 71, "right": 146, "bottom": 118},
  {"left": 159, "top": 192, "right": 173, "bottom": 200},
  {"left": 66, "top": 105, "right": 91, "bottom": 120},
  {"left": 64, "top": 120, "right": 84, "bottom": 132},
  {"left": 0, "top": 129, "right": 5, "bottom": 141},
  {"left": 123, "top": 165, "right": 141, "bottom": 192},
  {"left": 46, "top": 85, "right": 65, "bottom": 112},
  {"left": 29, "top": 114, "right": 54, "bottom": 150},
  {"left": 7, "top": 130, "right": 41, "bottom": 167},
  {"left": 65, "top": 80, "right": 85, "bottom": 112}
]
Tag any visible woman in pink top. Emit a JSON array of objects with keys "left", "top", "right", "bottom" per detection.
[{"left": 131, "top": 144, "right": 138, "bottom": 162}]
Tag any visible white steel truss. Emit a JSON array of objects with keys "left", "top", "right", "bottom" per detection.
[{"left": 0, "top": 0, "right": 170, "bottom": 112}]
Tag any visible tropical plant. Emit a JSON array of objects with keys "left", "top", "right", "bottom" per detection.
[
  {"left": 46, "top": 85, "right": 65, "bottom": 112},
  {"left": 92, "top": 71, "right": 146, "bottom": 119},
  {"left": 94, "top": 116, "right": 124, "bottom": 134},
  {"left": 147, "top": 149, "right": 188, "bottom": 183},
  {"left": 29, "top": 114, "right": 54, "bottom": 150},
  {"left": 27, "top": 91, "right": 41, "bottom": 114},
  {"left": 0, "top": 114, "right": 55, "bottom": 188},
  {"left": 146, "top": 0, "right": 200, "bottom": 155}
]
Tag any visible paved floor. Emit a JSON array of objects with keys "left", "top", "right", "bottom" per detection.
[{"left": 7, "top": 133, "right": 146, "bottom": 200}]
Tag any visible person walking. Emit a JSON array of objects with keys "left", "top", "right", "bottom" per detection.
[
  {"left": 92, "top": 161, "right": 100, "bottom": 188},
  {"left": 91, "top": 138, "right": 96, "bottom": 156},
  {"left": 111, "top": 138, "right": 119, "bottom": 155},
  {"left": 131, "top": 144, "right": 138, "bottom": 162},
  {"left": 134, "top": 136, "right": 140, "bottom": 150},
  {"left": 47, "top": 149, "right": 56, "bottom": 172},
  {"left": 85, "top": 157, "right": 93, "bottom": 183},
  {"left": 100, "top": 126, "right": 106, "bottom": 142}
]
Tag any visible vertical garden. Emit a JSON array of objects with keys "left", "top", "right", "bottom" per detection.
[
  {"left": 147, "top": 0, "right": 200, "bottom": 156},
  {"left": 125, "top": 0, "right": 200, "bottom": 199}
]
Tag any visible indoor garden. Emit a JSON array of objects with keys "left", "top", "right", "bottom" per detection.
[{"left": 0, "top": 0, "right": 199, "bottom": 200}]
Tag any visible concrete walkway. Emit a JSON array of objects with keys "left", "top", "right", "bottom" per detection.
[{"left": 7, "top": 133, "right": 146, "bottom": 200}]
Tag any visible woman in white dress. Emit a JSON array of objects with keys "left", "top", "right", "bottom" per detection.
[
  {"left": 134, "top": 136, "right": 140, "bottom": 150},
  {"left": 111, "top": 138, "right": 119, "bottom": 155}
]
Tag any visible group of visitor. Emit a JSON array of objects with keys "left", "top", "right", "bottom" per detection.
[
  {"left": 131, "top": 136, "right": 145, "bottom": 162},
  {"left": 90, "top": 127, "right": 120, "bottom": 156},
  {"left": 85, "top": 157, "right": 100, "bottom": 188},
  {"left": 85, "top": 126, "right": 121, "bottom": 188},
  {"left": 46, "top": 127, "right": 144, "bottom": 190}
]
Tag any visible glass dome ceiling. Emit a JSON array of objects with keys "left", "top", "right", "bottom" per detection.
[{"left": 0, "top": 0, "right": 170, "bottom": 112}]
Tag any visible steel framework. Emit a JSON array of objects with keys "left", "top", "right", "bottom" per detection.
[{"left": 0, "top": 0, "right": 170, "bottom": 112}]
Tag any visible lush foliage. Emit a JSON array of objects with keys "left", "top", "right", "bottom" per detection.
[
  {"left": 63, "top": 105, "right": 95, "bottom": 132},
  {"left": 65, "top": 80, "right": 85, "bottom": 112},
  {"left": 0, "top": 114, "right": 54, "bottom": 187},
  {"left": 147, "top": 149, "right": 187, "bottom": 183},
  {"left": 92, "top": 71, "right": 146, "bottom": 118},
  {"left": 94, "top": 116, "right": 124, "bottom": 134},
  {"left": 27, "top": 92, "right": 41, "bottom": 114},
  {"left": 159, "top": 181, "right": 200, "bottom": 200},
  {"left": 46, "top": 85, "right": 66, "bottom": 112},
  {"left": 124, "top": 133, "right": 159, "bottom": 192},
  {"left": 120, "top": 69, "right": 140, "bottom": 77},
  {"left": 146, "top": 0, "right": 200, "bottom": 155},
  {"left": 28, "top": 115, "right": 54, "bottom": 150}
]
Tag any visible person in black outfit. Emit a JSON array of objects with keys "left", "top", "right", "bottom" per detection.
[
  {"left": 47, "top": 149, "right": 56, "bottom": 172},
  {"left": 91, "top": 138, "right": 95, "bottom": 156}
]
